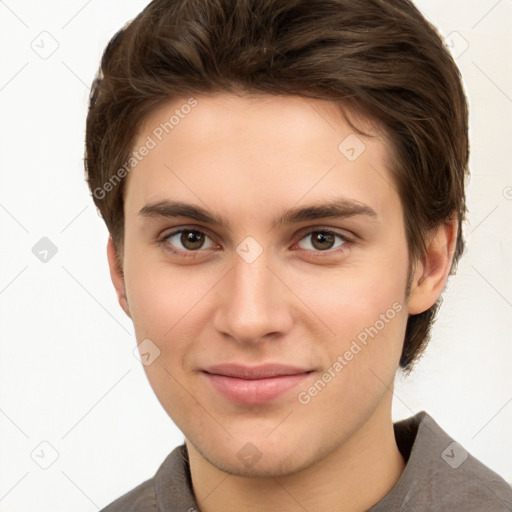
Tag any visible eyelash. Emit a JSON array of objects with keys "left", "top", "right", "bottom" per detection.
[{"left": 158, "top": 227, "right": 354, "bottom": 260}]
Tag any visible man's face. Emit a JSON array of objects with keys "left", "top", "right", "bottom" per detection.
[{"left": 121, "top": 93, "right": 411, "bottom": 476}]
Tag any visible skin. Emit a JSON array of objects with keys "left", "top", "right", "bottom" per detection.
[{"left": 107, "top": 93, "right": 457, "bottom": 511}]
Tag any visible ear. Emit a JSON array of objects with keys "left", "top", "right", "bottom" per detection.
[
  {"left": 106, "top": 236, "right": 131, "bottom": 318},
  {"left": 407, "top": 216, "right": 458, "bottom": 315}
]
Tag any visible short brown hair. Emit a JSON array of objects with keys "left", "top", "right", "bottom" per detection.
[{"left": 84, "top": 0, "right": 469, "bottom": 373}]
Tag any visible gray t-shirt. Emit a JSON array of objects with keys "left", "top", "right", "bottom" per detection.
[{"left": 101, "top": 411, "right": 512, "bottom": 511}]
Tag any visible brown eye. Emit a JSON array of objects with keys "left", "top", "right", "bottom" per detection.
[
  {"left": 311, "top": 232, "right": 335, "bottom": 250},
  {"left": 297, "top": 230, "right": 348, "bottom": 252},
  {"left": 163, "top": 229, "right": 215, "bottom": 253},
  {"left": 180, "top": 230, "right": 205, "bottom": 250}
]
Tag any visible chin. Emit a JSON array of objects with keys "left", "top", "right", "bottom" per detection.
[{"left": 188, "top": 431, "right": 326, "bottom": 479}]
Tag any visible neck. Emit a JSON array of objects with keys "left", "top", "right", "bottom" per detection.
[{"left": 186, "top": 398, "right": 406, "bottom": 512}]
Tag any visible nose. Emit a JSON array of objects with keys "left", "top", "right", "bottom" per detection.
[{"left": 211, "top": 251, "right": 294, "bottom": 345}]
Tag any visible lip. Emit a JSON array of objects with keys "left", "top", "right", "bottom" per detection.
[{"left": 201, "top": 364, "right": 313, "bottom": 404}]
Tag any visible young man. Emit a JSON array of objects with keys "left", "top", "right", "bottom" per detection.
[{"left": 84, "top": 0, "right": 512, "bottom": 510}]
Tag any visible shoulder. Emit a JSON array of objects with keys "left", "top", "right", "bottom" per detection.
[
  {"left": 99, "top": 444, "right": 195, "bottom": 512},
  {"left": 394, "top": 411, "right": 512, "bottom": 511},
  {"left": 100, "top": 478, "right": 157, "bottom": 512}
]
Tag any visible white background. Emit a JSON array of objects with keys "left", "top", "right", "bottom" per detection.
[{"left": 0, "top": 1, "right": 511, "bottom": 510}]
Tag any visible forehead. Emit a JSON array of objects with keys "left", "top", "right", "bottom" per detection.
[
  {"left": 125, "top": 93, "right": 399, "bottom": 223},
  {"left": 136, "top": 92, "right": 384, "bottom": 152}
]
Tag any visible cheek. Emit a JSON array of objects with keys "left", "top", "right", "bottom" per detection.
[
  {"left": 288, "top": 254, "right": 408, "bottom": 341},
  {"left": 123, "top": 254, "right": 217, "bottom": 359},
  {"left": 123, "top": 235, "right": 197, "bottom": 337},
  {"left": 295, "top": 280, "right": 408, "bottom": 427},
  {"left": 286, "top": 246, "right": 409, "bottom": 396},
  {"left": 122, "top": 259, "right": 203, "bottom": 417},
  {"left": 124, "top": 270, "right": 174, "bottom": 340}
]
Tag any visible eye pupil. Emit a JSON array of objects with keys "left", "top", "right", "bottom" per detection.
[
  {"left": 181, "top": 230, "right": 204, "bottom": 250},
  {"left": 312, "top": 232, "right": 335, "bottom": 250}
]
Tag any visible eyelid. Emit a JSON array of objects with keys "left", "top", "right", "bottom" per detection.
[{"left": 295, "top": 225, "right": 355, "bottom": 243}]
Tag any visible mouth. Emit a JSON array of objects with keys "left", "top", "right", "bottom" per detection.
[{"left": 201, "top": 364, "right": 314, "bottom": 405}]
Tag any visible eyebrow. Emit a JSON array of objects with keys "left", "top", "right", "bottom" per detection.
[{"left": 138, "top": 198, "right": 378, "bottom": 230}]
